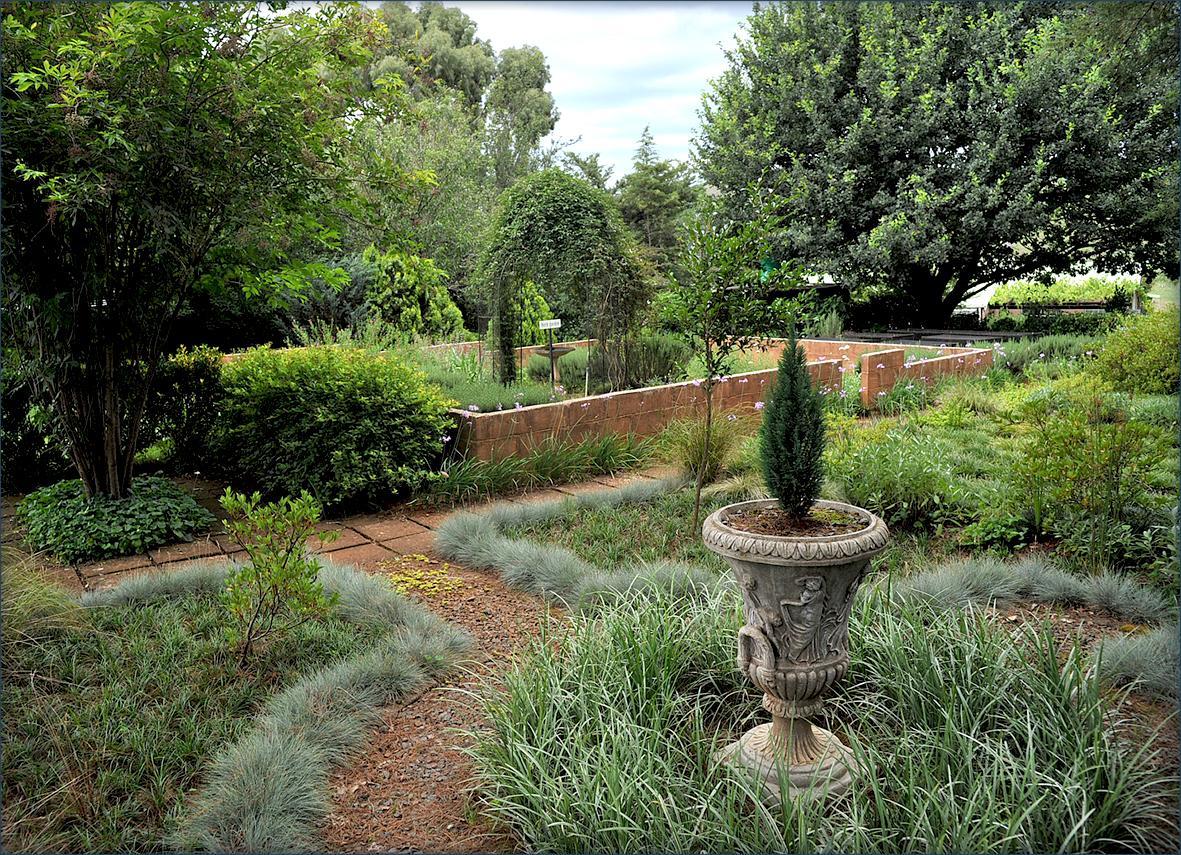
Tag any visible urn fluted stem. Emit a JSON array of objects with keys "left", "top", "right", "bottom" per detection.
[{"left": 769, "top": 711, "right": 824, "bottom": 765}]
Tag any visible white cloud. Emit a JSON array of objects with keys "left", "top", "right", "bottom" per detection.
[{"left": 446, "top": 1, "right": 753, "bottom": 179}]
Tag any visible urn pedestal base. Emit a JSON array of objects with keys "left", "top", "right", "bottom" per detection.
[{"left": 715, "top": 721, "right": 858, "bottom": 803}]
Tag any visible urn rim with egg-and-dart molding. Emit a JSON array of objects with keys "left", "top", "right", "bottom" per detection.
[{"left": 702, "top": 497, "right": 889, "bottom": 801}]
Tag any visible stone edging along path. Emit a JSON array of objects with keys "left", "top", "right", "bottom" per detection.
[{"left": 9, "top": 467, "right": 680, "bottom": 595}]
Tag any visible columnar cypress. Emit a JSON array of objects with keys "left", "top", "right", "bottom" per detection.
[{"left": 760, "top": 331, "right": 826, "bottom": 519}]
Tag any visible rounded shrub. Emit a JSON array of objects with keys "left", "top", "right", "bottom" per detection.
[
  {"left": 1094, "top": 308, "right": 1180, "bottom": 394},
  {"left": 211, "top": 346, "right": 453, "bottom": 509}
]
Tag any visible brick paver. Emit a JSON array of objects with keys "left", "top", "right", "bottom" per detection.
[{"left": 21, "top": 466, "right": 673, "bottom": 589}]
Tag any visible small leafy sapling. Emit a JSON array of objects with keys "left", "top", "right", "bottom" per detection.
[
  {"left": 662, "top": 193, "right": 799, "bottom": 531},
  {"left": 219, "top": 489, "right": 338, "bottom": 666},
  {"left": 760, "top": 330, "right": 826, "bottom": 519}
]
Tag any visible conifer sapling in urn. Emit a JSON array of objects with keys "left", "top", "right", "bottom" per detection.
[{"left": 701, "top": 331, "right": 889, "bottom": 801}]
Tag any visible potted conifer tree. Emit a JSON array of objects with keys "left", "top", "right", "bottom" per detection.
[{"left": 702, "top": 331, "right": 889, "bottom": 801}]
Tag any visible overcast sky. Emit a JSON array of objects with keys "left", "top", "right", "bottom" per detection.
[{"left": 446, "top": 1, "right": 755, "bottom": 180}]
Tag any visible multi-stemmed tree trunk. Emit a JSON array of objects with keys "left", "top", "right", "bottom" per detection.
[{"left": 2, "top": 3, "right": 406, "bottom": 497}]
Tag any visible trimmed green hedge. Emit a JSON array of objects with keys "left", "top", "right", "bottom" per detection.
[
  {"left": 990, "top": 275, "right": 1145, "bottom": 307},
  {"left": 211, "top": 346, "right": 454, "bottom": 509}
]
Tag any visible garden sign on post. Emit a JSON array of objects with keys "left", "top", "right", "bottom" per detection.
[{"left": 540, "top": 318, "right": 562, "bottom": 391}]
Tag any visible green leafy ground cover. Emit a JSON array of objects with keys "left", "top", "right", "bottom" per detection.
[{"left": 18, "top": 476, "right": 215, "bottom": 564}]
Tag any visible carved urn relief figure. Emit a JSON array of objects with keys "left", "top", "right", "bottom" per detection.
[{"left": 702, "top": 334, "right": 889, "bottom": 800}]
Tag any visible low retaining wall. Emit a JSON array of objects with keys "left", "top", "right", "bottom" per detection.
[
  {"left": 454, "top": 358, "right": 842, "bottom": 461},
  {"left": 451, "top": 338, "right": 993, "bottom": 460},
  {"left": 854, "top": 344, "right": 994, "bottom": 408}
]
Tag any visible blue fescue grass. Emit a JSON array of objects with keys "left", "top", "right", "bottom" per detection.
[
  {"left": 16, "top": 557, "right": 470, "bottom": 854},
  {"left": 892, "top": 555, "right": 1176, "bottom": 625},
  {"left": 433, "top": 475, "right": 705, "bottom": 608},
  {"left": 165, "top": 560, "right": 470, "bottom": 852},
  {"left": 1097, "top": 623, "right": 1181, "bottom": 699}
]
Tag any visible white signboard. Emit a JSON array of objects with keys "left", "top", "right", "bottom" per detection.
[{"left": 539, "top": 318, "right": 562, "bottom": 330}]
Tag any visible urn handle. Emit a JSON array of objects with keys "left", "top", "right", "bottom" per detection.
[{"left": 737, "top": 625, "right": 775, "bottom": 680}]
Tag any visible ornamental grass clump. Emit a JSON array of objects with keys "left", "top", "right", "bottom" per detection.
[{"left": 760, "top": 332, "right": 826, "bottom": 519}]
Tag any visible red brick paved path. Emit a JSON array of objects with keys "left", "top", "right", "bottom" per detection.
[{"left": 2, "top": 467, "right": 678, "bottom": 592}]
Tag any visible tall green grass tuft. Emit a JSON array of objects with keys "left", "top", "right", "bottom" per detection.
[
  {"left": 469, "top": 588, "right": 1178, "bottom": 852},
  {"left": 428, "top": 434, "right": 653, "bottom": 503},
  {"left": 663, "top": 411, "right": 753, "bottom": 484},
  {"left": 1, "top": 550, "right": 84, "bottom": 641}
]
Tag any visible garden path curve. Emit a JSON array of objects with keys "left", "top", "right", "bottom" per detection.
[{"left": 317, "top": 469, "right": 674, "bottom": 853}]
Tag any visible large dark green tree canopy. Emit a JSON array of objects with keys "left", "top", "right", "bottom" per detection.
[
  {"left": 1, "top": 1, "right": 404, "bottom": 498},
  {"left": 478, "top": 169, "right": 648, "bottom": 382},
  {"left": 696, "top": 2, "right": 1179, "bottom": 325}
]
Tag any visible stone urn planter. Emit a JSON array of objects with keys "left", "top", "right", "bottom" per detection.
[{"left": 702, "top": 498, "right": 888, "bottom": 801}]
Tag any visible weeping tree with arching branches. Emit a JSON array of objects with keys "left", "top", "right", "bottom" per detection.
[{"left": 477, "top": 168, "right": 650, "bottom": 384}]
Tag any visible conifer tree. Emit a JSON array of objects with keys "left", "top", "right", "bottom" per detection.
[{"left": 760, "top": 331, "right": 825, "bottom": 519}]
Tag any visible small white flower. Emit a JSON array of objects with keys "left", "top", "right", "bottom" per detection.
[
  {"left": 875, "top": 363, "right": 885, "bottom": 369},
  {"left": 468, "top": 404, "right": 480, "bottom": 411},
  {"left": 754, "top": 401, "right": 765, "bottom": 410}
]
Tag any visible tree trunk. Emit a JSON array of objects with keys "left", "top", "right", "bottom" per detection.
[
  {"left": 691, "top": 377, "right": 714, "bottom": 534},
  {"left": 909, "top": 267, "right": 957, "bottom": 328}
]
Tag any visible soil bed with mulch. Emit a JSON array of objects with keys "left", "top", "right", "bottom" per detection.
[{"left": 726, "top": 506, "right": 864, "bottom": 537}]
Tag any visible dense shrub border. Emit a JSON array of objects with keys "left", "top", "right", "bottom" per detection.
[
  {"left": 82, "top": 560, "right": 470, "bottom": 853},
  {"left": 17, "top": 476, "right": 215, "bottom": 564},
  {"left": 211, "top": 345, "right": 453, "bottom": 509},
  {"left": 1094, "top": 308, "right": 1180, "bottom": 395}
]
